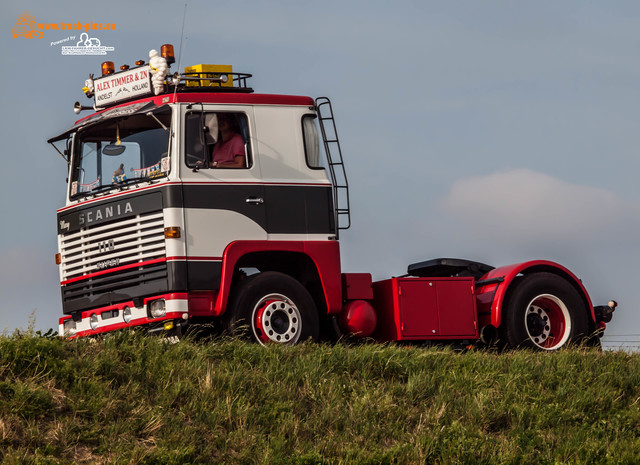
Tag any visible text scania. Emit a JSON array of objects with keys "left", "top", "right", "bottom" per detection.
[{"left": 79, "top": 202, "right": 133, "bottom": 226}]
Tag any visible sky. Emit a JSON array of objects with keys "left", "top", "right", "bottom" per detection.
[{"left": 2, "top": 1, "right": 639, "bottom": 349}]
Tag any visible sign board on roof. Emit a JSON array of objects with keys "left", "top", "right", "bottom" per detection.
[{"left": 94, "top": 65, "right": 152, "bottom": 107}]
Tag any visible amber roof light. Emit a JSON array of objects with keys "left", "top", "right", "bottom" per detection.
[
  {"left": 161, "top": 44, "right": 175, "bottom": 64},
  {"left": 101, "top": 61, "right": 114, "bottom": 76}
]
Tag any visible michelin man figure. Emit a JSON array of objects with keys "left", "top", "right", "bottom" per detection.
[{"left": 149, "top": 49, "right": 168, "bottom": 96}]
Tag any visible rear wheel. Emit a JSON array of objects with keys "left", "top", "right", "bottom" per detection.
[
  {"left": 225, "top": 272, "right": 319, "bottom": 345},
  {"left": 502, "top": 272, "right": 589, "bottom": 350}
]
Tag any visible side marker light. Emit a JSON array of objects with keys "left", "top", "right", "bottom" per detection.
[{"left": 164, "top": 227, "right": 181, "bottom": 239}]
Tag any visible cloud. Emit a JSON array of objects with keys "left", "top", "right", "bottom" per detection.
[{"left": 441, "top": 169, "right": 637, "bottom": 247}]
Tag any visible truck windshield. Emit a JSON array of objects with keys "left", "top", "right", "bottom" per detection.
[{"left": 70, "top": 108, "right": 171, "bottom": 198}]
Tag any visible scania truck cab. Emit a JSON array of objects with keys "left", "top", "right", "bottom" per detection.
[{"left": 51, "top": 45, "right": 616, "bottom": 349}]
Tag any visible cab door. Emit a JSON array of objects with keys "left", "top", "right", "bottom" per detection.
[{"left": 180, "top": 105, "right": 266, "bottom": 289}]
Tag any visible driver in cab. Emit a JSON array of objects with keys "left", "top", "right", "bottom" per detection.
[{"left": 211, "top": 113, "right": 245, "bottom": 168}]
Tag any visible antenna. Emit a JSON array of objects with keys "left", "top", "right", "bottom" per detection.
[{"left": 173, "top": 3, "right": 188, "bottom": 100}]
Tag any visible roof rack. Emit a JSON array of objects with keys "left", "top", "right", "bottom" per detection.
[{"left": 171, "top": 71, "right": 253, "bottom": 93}]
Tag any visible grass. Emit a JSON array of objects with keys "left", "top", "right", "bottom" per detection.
[{"left": 0, "top": 331, "right": 639, "bottom": 464}]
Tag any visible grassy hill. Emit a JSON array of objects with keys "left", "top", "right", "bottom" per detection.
[{"left": 1, "top": 331, "right": 639, "bottom": 464}]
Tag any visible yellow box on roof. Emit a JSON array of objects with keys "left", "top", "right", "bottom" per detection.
[{"left": 183, "top": 64, "right": 233, "bottom": 87}]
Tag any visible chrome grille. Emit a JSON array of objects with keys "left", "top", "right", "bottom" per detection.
[{"left": 60, "top": 210, "right": 165, "bottom": 280}]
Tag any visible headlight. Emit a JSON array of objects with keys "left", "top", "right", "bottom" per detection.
[
  {"left": 63, "top": 319, "right": 76, "bottom": 337},
  {"left": 149, "top": 299, "right": 166, "bottom": 318},
  {"left": 90, "top": 314, "right": 99, "bottom": 330},
  {"left": 123, "top": 306, "right": 132, "bottom": 323}
]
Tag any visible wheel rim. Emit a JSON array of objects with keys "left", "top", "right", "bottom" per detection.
[
  {"left": 252, "top": 293, "right": 301, "bottom": 345},
  {"left": 524, "top": 294, "right": 571, "bottom": 350}
]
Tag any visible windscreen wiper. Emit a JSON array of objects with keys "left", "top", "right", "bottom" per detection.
[
  {"left": 88, "top": 183, "right": 118, "bottom": 195},
  {"left": 112, "top": 177, "right": 146, "bottom": 190},
  {"left": 114, "top": 174, "right": 165, "bottom": 190}
]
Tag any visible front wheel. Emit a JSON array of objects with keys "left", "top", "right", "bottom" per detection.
[
  {"left": 502, "top": 272, "right": 590, "bottom": 350},
  {"left": 225, "top": 272, "right": 319, "bottom": 345}
]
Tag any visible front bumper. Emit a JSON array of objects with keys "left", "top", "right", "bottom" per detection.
[{"left": 59, "top": 293, "right": 189, "bottom": 338}]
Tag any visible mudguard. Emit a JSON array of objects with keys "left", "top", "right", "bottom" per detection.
[{"left": 475, "top": 260, "right": 595, "bottom": 330}]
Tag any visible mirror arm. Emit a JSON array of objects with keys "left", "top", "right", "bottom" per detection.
[{"left": 49, "top": 142, "right": 68, "bottom": 163}]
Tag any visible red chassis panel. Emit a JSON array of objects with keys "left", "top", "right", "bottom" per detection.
[
  {"left": 475, "top": 260, "right": 596, "bottom": 330},
  {"left": 372, "top": 277, "right": 477, "bottom": 342},
  {"left": 342, "top": 273, "right": 373, "bottom": 300}
]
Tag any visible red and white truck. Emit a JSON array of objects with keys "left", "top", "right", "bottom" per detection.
[{"left": 50, "top": 44, "right": 616, "bottom": 349}]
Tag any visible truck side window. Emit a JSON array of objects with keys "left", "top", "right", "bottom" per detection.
[
  {"left": 184, "top": 112, "right": 208, "bottom": 168},
  {"left": 302, "top": 115, "right": 323, "bottom": 169},
  {"left": 185, "top": 111, "right": 251, "bottom": 169}
]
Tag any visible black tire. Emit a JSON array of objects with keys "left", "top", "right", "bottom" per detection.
[
  {"left": 225, "top": 272, "right": 319, "bottom": 345},
  {"left": 502, "top": 272, "right": 589, "bottom": 350}
]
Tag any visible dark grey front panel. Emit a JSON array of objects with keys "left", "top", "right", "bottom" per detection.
[{"left": 58, "top": 191, "right": 164, "bottom": 234}]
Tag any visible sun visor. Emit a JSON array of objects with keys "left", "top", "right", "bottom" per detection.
[{"left": 47, "top": 101, "right": 164, "bottom": 144}]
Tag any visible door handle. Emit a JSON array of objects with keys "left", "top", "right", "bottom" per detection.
[{"left": 246, "top": 197, "right": 264, "bottom": 204}]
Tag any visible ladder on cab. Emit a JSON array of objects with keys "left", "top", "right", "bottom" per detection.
[{"left": 315, "top": 97, "right": 351, "bottom": 233}]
